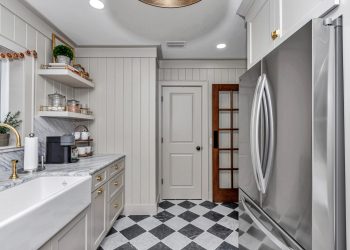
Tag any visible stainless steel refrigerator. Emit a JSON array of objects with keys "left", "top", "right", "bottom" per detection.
[{"left": 238, "top": 17, "right": 346, "bottom": 250}]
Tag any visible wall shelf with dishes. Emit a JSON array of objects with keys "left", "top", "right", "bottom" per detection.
[
  {"left": 38, "top": 92, "right": 94, "bottom": 120},
  {"left": 73, "top": 125, "right": 94, "bottom": 158}
]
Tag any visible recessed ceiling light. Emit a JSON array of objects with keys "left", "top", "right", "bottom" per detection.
[
  {"left": 217, "top": 43, "right": 227, "bottom": 49},
  {"left": 89, "top": 0, "right": 104, "bottom": 9}
]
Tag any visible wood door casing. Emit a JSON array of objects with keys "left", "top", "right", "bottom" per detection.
[{"left": 212, "top": 84, "right": 239, "bottom": 202}]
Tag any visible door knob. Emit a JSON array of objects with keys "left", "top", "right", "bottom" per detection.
[{"left": 196, "top": 146, "right": 201, "bottom": 151}]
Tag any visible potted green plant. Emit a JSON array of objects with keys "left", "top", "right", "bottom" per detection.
[
  {"left": 53, "top": 45, "right": 74, "bottom": 65},
  {"left": 0, "top": 111, "right": 22, "bottom": 147}
]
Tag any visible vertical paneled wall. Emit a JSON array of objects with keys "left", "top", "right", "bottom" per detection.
[
  {"left": 159, "top": 60, "right": 246, "bottom": 83},
  {"left": 75, "top": 49, "right": 157, "bottom": 214},
  {"left": 158, "top": 60, "right": 246, "bottom": 200},
  {"left": 0, "top": 2, "right": 74, "bottom": 137}
]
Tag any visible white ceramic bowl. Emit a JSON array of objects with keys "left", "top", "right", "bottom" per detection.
[{"left": 77, "top": 147, "right": 86, "bottom": 155}]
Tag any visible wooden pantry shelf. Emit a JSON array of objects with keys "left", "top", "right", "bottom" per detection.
[
  {"left": 38, "top": 68, "right": 95, "bottom": 88},
  {"left": 37, "top": 111, "right": 94, "bottom": 120}
]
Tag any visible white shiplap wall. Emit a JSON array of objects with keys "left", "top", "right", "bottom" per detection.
[
  {"left": 0, "top": 0, "right": 74, "bottom": 137},
  {"left": 75, "top": 48, "right": 158, "bottom": 214},
  {"left": 159, "top": 60, "right": 246, "bottom": 83},
  {"left": 158, "top": 60, "right": 246, "bottom": 200}
]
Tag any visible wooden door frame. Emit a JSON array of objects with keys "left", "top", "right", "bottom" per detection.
[
  {"left": 212, "top": 84, "right": 240, "bottom": 202},
  {"left": 158, "top": 81, "right": 209, "bottom": 201}
]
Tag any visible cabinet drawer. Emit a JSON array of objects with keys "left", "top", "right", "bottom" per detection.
[
  {"left": 108, "top": 190, "right": 124, "bottom": 227},
  {"left": 109, "top": 159, "right": 125, "bottom": 177},
  {"left": 108, "top": 171, "right": 124, "bottom": 199},
  {"left": 92, "top": 169, "right": 107, "bottom": 191}
]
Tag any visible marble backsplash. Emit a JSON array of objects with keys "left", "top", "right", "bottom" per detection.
[
  {"left": 34, "top": 117, "right": 88, "bottom": 156},
  {"left": 0, "top": 148, "right": 24, "bottom": 171},
  {"left": 0, "top": 117, "right": 89, "bottom": 172}
]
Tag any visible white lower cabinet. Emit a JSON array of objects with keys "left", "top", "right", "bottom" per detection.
[
  {"left": 40, "top": 158, "right": 125, "bottom": 250},
  {"left": 91, "top": 183, "right": 108, "bottom": 249},
  {"left": 39, "top": 207, "right": 91, "bottom": 250}
]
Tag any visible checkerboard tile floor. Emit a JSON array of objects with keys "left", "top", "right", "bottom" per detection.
[{"left": 99, "top": 200, "right": 239, "bottom": 250}]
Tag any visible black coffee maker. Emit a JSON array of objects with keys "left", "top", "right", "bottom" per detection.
[{"left": 46, "top": 135, "right": 78, "bottom": 163}]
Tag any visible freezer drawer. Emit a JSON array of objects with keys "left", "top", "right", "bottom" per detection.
[{"left": 239, "top": 190, "right": 303, "bottom": 250}]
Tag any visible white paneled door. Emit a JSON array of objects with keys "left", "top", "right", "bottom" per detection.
[{"left": 162, "top": 86, "right": 202, "bottom": 199}]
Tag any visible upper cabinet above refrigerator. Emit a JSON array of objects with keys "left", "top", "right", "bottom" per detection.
[
  {"left": 242, "top": 0, "right": 281, "bottom": 69},
  {"left": 238, "top": 0, "right": 339, "bottom": 69}
]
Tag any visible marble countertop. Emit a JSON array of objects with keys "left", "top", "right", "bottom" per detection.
[{"left": 0, "top": 154, "right": 125, "bottom": 192}]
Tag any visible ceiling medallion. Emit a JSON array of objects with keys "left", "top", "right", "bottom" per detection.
[{"left": 139, "top": 0, "right": 202, "bottom": 8}]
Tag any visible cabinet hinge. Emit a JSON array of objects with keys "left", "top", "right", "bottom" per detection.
[
  {"left": 161, "top": 96, "right": 163, "bottom": 102},
  {"left": 161, "top": 178, "right": 164, "bottom": 185},
  {"left": 161, "top": 137, "right": 164, "bottom": 143}
]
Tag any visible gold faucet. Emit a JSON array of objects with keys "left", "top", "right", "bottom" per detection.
[
  {"left": 0, "top": 123, "right": 21, "bottom": 147},
  {"left": 9, "top": 160, "right": 19, "bottom": 180}
]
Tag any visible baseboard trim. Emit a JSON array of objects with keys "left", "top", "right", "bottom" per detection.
[{"left": 123, "top": 203, "right": 158, "bottom": 215}]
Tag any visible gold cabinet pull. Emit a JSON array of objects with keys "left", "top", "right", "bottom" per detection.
[
  {"left": 96, "top": 175, "right": 102, "bottom": 181},
  {"left": 114, "top": 204, "right": 119, "bottom": 208},
  {"left": 271, "top": 30, "right": 279, "bottom": 40},
  {"left": 97, "top": 188, "right": 104, "bottom": 195},
  {"left": 114, "top": 182, "right": 119, "bottom": 186}
]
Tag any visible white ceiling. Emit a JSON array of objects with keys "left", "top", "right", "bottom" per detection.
[{"left": 23, "top": 0, "right": 246, "bottom": 59}]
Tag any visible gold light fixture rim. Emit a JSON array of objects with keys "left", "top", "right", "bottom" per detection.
[{"left": 139, "top": 0, "right": 202, "bottom": 8}]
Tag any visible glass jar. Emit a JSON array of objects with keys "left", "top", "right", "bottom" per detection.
[
  {"left": 48, "top": 92, "right": 66, "bottom": 107},
  {"left": 67, "top": 99, "right": 81, "bottom": 113}
]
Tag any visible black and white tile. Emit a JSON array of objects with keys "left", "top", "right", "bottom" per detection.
[{"left": 99, "top": 200, "right": 239, "bottom": 250}]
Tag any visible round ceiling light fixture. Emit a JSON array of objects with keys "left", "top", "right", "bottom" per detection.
[
  {"left": 139, "top": 0, "right": 202, "bottom": 8},
  {"left": 89, "top": 0, "right": 104, "bottom": 9},
  {"left": 216, "top": 43, "right": 227, "bottom": 49}
]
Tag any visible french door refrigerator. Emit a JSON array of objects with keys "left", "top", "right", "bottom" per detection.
[{"left": 238, "top": 17, "right": 346, "bottom": 250}]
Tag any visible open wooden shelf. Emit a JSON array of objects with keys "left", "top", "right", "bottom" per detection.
[
  {"left": 38, "top": 68, "right": 95, "bottom": 88},
  {"left": 37, "top": 111, "right": 94, "bottom": 120},
  {"left": 75, "top": 139, "right": 94, "bottom": 143}
]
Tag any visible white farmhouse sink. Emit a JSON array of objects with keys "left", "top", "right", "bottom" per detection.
[{"left": 0, "top": 176, "right": 91, "bottom": 250}]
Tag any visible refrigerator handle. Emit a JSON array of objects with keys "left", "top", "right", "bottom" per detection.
[
  {"left": 253, "top": 74, "right": 268, "bottom": 192},
  {"left": 250, "top": 75, "right": 263, "bottom": 191},
  {"left": 241, "top": 198, "right": 294, "bottom": 250},
  {"left": 261, "top": 91, "right": 270, "bottom": 172},
  {"left": 261, "top": 74, "right": 276, "bottom": 193},
  {"left": 251, "top": 74, "right": 276, "bottom": 194}
]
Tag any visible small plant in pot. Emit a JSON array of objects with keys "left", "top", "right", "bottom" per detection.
[
  {"left": 53, "top": 45, "right": 74, "bottom": 65},
  {"left": 0, "top": 111, "right": 22, "bottom": 147}
]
